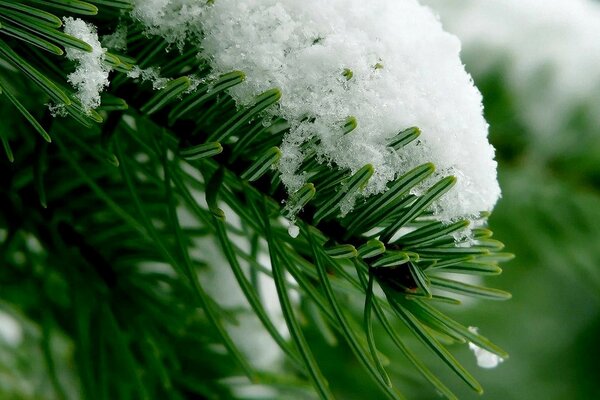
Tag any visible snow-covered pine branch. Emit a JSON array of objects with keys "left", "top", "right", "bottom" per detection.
[{"left": 132, "top": 0, "right": 500, "bottom": 222}]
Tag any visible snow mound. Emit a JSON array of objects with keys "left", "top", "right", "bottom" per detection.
[{"left": 133, "top": 0, "right": 500, "bottom": 220}]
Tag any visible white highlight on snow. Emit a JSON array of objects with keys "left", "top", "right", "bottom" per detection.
[
  {"left": 132, "top": 0, "right": 500, "bottom": 220},
  {"left": 63, "top": 18, "right": 111, "bottom": 112},
  {"left": 424, "top": 0, "right": 600, "bottom": 144},
  {"left": 468, "top": 326, "right": 504, "bottom": 369}
]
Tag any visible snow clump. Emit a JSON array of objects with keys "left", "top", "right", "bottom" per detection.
[
  {"left": 63, "top": 18, "right": 111, "bottom": 112},
  {"left": 132, "top": 0, "right": 501, "bottom": 220}
]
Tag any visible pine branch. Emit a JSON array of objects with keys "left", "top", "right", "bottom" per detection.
[{"left": 0, "top": 2, "right": 512, "bottom": 399}]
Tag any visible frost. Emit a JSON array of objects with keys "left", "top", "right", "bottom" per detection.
[
  {"left": 424, "top": 0, "right": 600, "bottom": 147},
  {"left": 468, "top": 327, "right": 504, "bottom": 369},
  {"left": 47, "top": 103, "right": 68, "bottom": 118},
  {"left": 127, "top": 66, "right": 169, "bottom": 90},
  {"left": 63, "top": 18, "right": 111, "bottom": 112},
  {"left": 101, "top": 24, "right": 128, "bottom": 51},
  {"left": 132, "top": 0, "right": 501, "bottom": 220}
]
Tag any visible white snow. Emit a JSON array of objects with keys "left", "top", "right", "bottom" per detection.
[
  {"left": 101, "top": 24, "right": 128, "bottom": 51},
  {"left": 424, "top": 0, "right": 600, "bottom": 147},
  {"left": 132, "top": 0, "right": 501, "bottom": 220},
  {"left": 467, "top": 327, "right": 504, "bottom": 369},
  {"left": 63, "top": 18, "right": 111, "bottom": 112},
  {"left": 131, "top": 0, "right": 205, "bottom": 50},
  {"left": 127, "top": 66, "right": 169, "bottom": 90}
]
